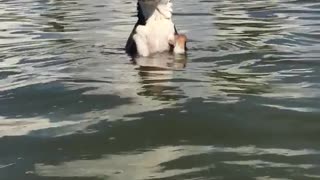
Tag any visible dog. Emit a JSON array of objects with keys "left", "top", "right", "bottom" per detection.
[{"left": 126, "top": 0, "right": 186, "bottom": 57}]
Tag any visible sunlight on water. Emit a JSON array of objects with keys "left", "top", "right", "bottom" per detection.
[
  {"left": 34, "top": 145, "right": 319, "bottom": 179},
  {"left": 1, "top": 0, "right": 320, "bottom": 179}
]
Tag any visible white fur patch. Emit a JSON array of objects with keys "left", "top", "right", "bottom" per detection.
[{"left": 135, "top": 0, "right": 175, "bottom": 56}]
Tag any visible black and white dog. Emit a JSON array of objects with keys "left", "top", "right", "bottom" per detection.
[{"left": 125, "top": 0, "right": 186, "bottom": 57}]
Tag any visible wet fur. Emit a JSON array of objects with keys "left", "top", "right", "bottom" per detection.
[{"left": 125, "top": 2, "right": 178, "bottom": 56}]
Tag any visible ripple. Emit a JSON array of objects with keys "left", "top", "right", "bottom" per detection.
[
  {"left": 34, "top": 145, "right": 320, "bottom": 179},
  {"left": 1, "top": 0, "right": 320, "bottom": 179},
  {"left": 223, "top": 160, "right": 316, "bottom": 170}
]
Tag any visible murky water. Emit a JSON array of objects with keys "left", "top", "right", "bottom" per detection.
[{"left": 1, "top": 0, "right": 320, "bottom": 179}]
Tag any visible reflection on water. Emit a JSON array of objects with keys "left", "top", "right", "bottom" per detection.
[
  {"left": 135, "top": 53, "right": 188, "bottom": 101},
  {"left": 1, "top": 0, "right": 320, "bottom": 179}
]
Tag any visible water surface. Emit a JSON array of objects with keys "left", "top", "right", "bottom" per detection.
[{"left": 1, "top": 0, "right": 320, "bottom": 179}]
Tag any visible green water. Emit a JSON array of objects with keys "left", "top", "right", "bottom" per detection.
[{"left": 1, "top": 0, "right": 320, "bottom": 179}]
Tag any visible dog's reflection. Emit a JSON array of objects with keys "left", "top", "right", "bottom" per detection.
[
  {"left": 133, "top": 53, "right": 187, "bottom": 70},
  {"left": 133, "top": 53, "right": 187, "bottom": 101}
]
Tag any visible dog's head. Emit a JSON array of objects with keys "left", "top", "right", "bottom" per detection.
[{"left": 170, "top": 34, "right": 187, "bottom": 54}]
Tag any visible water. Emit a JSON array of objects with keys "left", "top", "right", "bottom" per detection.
[{"left": 1, "top": 0, "right": 320, "bottom": 179}]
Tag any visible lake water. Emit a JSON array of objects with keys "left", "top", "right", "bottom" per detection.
[{"left": 1, "top": 0, "right": 320, "bottom": 179}]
